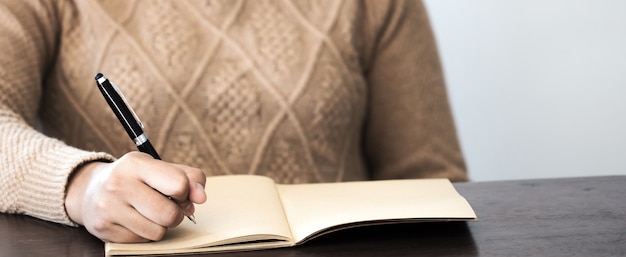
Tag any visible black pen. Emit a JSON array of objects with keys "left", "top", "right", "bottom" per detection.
[{"left": 95, "top": 73, "right": 196, "bottom": 224}]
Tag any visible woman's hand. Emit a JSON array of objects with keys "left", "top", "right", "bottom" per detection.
[{"left": 64, "top": 151, "right": 207, "bottom": 242}]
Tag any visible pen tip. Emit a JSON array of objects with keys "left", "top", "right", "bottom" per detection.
[
  {"left": 187, "top": 215, "right": 197, "bottom": 224},
  {"left": 95, "top": 73, "right": 104, "bottom": 80}
]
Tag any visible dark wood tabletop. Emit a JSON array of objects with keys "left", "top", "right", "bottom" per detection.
[{"left": 1, "top": 175, "right": 624, "bottom": 257}]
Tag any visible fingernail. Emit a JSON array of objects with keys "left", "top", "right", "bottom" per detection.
[
  {"left": 196, "top": 183, "right": 204, "bottom": 191},
  {"left": 184, "top": 203, "right": 195, "bottom": 216}
]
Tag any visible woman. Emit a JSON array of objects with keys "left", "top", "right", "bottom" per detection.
[{"left": 0, "top": 0, "right": 466, "bottom": 242}]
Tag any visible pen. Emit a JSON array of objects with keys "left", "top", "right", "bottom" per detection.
[{"left": 95, "top": 73, "right": 196, "bottom": 224}]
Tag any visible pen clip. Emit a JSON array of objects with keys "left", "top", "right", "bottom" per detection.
[{"left": 109, "top": 80, "right": 145, "bottom": 129}]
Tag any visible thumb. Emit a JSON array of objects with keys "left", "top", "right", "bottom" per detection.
[
  {"left": 189, "top": 182, "right": 207, "bottom": 204},
  {"left": 181, "top": 183, "right": 206, "bottom": 217}
]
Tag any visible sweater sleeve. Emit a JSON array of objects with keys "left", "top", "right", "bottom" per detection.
[
  {"left": 0, "top": 0, "right": 115, "bottom": 225},
  {"left": 363, "top": 0, "right": 468, "bottom": 181}
]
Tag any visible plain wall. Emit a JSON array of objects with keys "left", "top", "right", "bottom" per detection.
[{"left": 424, "top": 0, "right": 626, "bottom": 181}]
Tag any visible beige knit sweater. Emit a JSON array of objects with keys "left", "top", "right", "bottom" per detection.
[{"left": 0, "top": 0, "right": 467, "bottom": 226}]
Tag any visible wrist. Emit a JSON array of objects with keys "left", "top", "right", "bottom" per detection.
[{"left": 65, "top": 161, "right": 107, "bottom": 225}]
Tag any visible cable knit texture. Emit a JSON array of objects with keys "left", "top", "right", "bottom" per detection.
[{"left": 0, "top": 0, "right": 467, "bottom": 226}]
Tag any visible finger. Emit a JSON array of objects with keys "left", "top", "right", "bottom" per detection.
[
  {"left": 115, "top": 204, "right": 171, "bottom": 241},
  {"left": 85, "top": 200, "right": 149, "bottom": 243},
  {"left": 128, "top": 155, "right": 192, "bottom": 202},
  {"left": 172, "top": 164, "right": 206, "bottom": 187},
  {"left": 95, "top": 223, "right": 150, "bottom": 243},
  {"left": 119, "top": 152, "right": 202, "bottom": 203},
  {"left": 119, "top": 153, "right": 203, "bottom": 220},
  {"left": 172, "top": 164, "right": 207, "bottom": 205},
  {"left": 87, "top": 202, "right": 157, "bottom": 243},
  {"left": 170, "top": 164, "right": 206, "bottom": 217},
  {"left": 189, "top": 181, "right": 207, "bottom": 204},
  {"left": 126, "top": 181, "right": 186, "bottom": 228}
]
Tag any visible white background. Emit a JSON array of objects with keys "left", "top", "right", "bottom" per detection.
[{"left": 423, "top": 0, "right": 626, "bottom": 181}]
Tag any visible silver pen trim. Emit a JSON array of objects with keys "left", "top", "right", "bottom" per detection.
[{"left": 133, "top": 133, "right": 148, "bottom": 146}]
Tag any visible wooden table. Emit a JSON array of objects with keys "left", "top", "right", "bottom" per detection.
[{"left": 1, "top": 175, "right": 624, "bottom": 256}]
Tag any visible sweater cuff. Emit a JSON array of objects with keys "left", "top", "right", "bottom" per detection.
[{"left": 17, "top": 145, "right": 115, "bottom": 226}]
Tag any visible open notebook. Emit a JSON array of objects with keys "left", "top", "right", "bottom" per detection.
[{"left": 106, "top": 175, "right": 477, "bottom": 256}]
